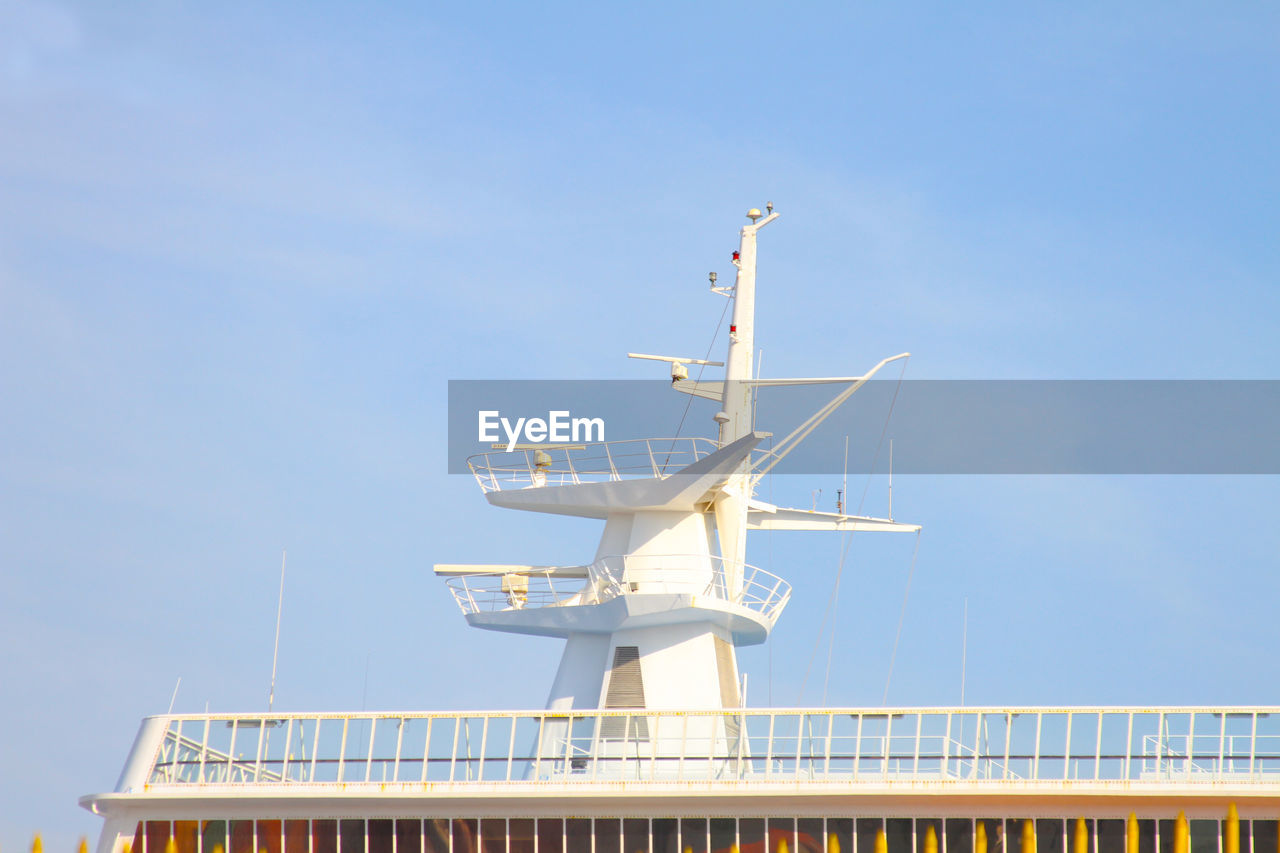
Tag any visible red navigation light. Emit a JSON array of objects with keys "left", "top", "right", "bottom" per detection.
[
  {"left": 732, "top": 251, "right": 740, "bottom": 261},
  {"left": 730, "top": 325, "right": 737, "bottom": 333}
]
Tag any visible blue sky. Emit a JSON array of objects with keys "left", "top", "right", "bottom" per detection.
[{"left": 2, "top": 1, "right": 1279, "bottom": 848}]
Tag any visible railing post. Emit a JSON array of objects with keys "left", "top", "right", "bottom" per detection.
[
  {"left": 1251, "top": 712, "right": 1258, "bottom": 776},
  {"left": 604, "top": 442, "right": 620, "bottom": 481}
]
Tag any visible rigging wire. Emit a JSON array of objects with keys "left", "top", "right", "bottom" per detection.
[
  {"left": 882, "top": 529, "right": 923, "bottom": 705},
  {"left": 663, "top": 294, "right": 734, "bottom": 465},
  {"left": 796, "top": 356, "right": 910, "bottom": 704}
]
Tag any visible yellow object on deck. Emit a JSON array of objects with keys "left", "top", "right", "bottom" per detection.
[
  {"left": 874, "top": 827, "right": 888, "bottom": 853},
  {"left": 925, "top": 826, "right": 939, "bottom": 853},
  {"left": 165, "top": 840, "right": 177, "bottom": 853},
  {"left": 1226, "top": 803, "right": 1240, "bottom": 853},
  {"left": 32, "top": 836, "right": 42, "bottom": 853},
  {"left": 122, "top": 842, "right": 132, "bottom": 853},
  {"left": 1022, "top": 820, "right": 1036, "bottom": 853},
  {"left": 976, "top": 822, "right": 988, "bottom": 853},
  {"left": 1174, "top": 811, "right": 1189, "bottom": 853},
  {"left": 80, "top": 839, "right": 89, "bottom": 853},
  {"left": 827, "top": 833, "right": 840, "bottom": 853},
  {"left": 777, "top": 839, "right": 789, "bottom": 853},
  {"left": 1074, "top": 819, "right": 1088, "bottom": 853},
  {"left": 1127, "top": 814, "right": 1139, "bottom": 853}
]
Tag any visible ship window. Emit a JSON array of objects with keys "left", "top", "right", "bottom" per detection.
[
  {"left": 341, "top": 820, "right": 365, "bottom": 853},
  {"left": 1134, "top": 820, "right": 1156, "bottom": 853},
  {"left": 258, "top": 821, "right": 283, "bottom": 853},
  {"left": 770, "top": 819, "right": 796, "bottom": 853},
  {"left": 711, "top": 820, "right": 737, "bottom": 853},
  {"left": 945, "top": 820, "right": 973, "bottom": 853},
  {"left": 369, "top": 820, "right": 392, "bottom": 853},
  {"left": 1096, "top": 821, "right": 1123, "bottom": 853},
  {"left": 538, "top": 819, "right": 564, "bottom": 853},
  {"left": 130, "top": 823, "right": 146, "bottom": 853},
  {"left": 146, "top": 821, "right": 171, "bottom": 853},
  {"left": 425, "top": 820, "right": 449, "bottom": 853},
  {"left": 1251, "top": 822, "right": 1277, "bottom": 853},
  {"left": 396, "top": 821, "right": 422, "bottom": 853},
  {"left": 173, "top": 822, "right": 198, "bottom": 853},
  {"left": 1035, "top": 821, "right": 1062, "bottom": 853},
  {"left": 1157, "top": 822, "right": 1174, "bottom": 853},
  {"left": 916, "top": 821, "right": 942, "bottom": 853},
  {"left": 855, "top": 820, "right": 882, "bottom": 853},
  {"left": 597, "top": 819, "right": 621, "bottom": 853},
  {"left": 567, "top": 819, "right": 592, "bottom": 853},
  {"left": 481, "top": 819, "right": 507, "bottom": 853},
  {"left": 885, "top": 820, "right": 911, "bottom": 853},
  {"left": 827, "top": 820, "right": 854, "bottom": 853},
  {"left": 510, "top": 820, "right": 535, "bottom": 853},
  {"left": 978, "top": 821, "right": 1004, "bottom": 853},
  {"left": 313, "top": 822, "right": 337, "bottom": 853},
  {"left": 453, "top": 819, "right": 478, "bottom": 853},
  {"left": 285, "top": 821, "right": 309, "bottom": 853},
  {"left": 229, "top": 820, "right": 253, "bottom": 853},
  {"left": 201, "top": 821, "right": 226, "bottom": 853},
  {"left": 624, "top": 819, "right": 650, "bottom": 853},
  {"left": 797, "top": 820, "right": 823, "bottom": 853},
  {"left": 653, "top": 819, "right": 678, "bottom": 853},
  {"left": 683, "top": 819, "right": 708, "bottom": 853},
  {"left": 740, "top": 821, "right": 765, "bottom": 853}
]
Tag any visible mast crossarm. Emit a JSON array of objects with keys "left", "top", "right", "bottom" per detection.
[
  {"left": 747, "top": 506, "right": 920, "bottom": 533},
  {"left": 749, "top": 352, "right": 910, "bottom": 483},
  {"left": 433, "top": 564, "right": 590, "bottom": 578}
]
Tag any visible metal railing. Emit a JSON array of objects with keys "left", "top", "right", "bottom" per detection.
[
  {"left": 141, "top": 707, "right": 1280, "bottom": 789},
  {"left": 444, "top": 555, "right": 791, "bottom": 623},
  {"left": 467, "top": 438, "right": 721, "bottom": 493}
]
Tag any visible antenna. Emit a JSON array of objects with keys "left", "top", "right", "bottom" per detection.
[
  {"left": 840, "top": 435, "right": 849, "bottom": 515},
  {"left": 960, "top": 597, "right": 969, "bottom": 706},
  {"left": 888, "top": 439, "right": 894, "bottom": 520},
  {"left": 268, "top": 550, "right": 286, "bottom": 712},
  {"left": 167, "top": 676, "right": 182, "bottom": 714}
]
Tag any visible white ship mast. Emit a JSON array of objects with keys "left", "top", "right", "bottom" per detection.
[{"left": 439, "top": 207, "right": 919, "bottom": 720}]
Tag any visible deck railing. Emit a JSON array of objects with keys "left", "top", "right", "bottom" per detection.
[
  {"left": 140, "top": 707, "right": 1280, "bottom": 789},
  {"left": 444, "top": 555, "right": 791, "bottom": 624},
  {"left": 467, "top": 438, "right": 722, "bottom": 493}
]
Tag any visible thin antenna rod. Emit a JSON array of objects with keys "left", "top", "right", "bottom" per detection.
[
  {"left": 167, "top": 677, "right": 182, "bottom": 714},
  {"left": 888, "top": 438, "right": 894, "bottom": 520},
  {"left": 960, "top": 597, "right": 969, "bottom": 706},
  {"left": 268, "top": 550, "right": 286, "bottom": 712},
  {"left": 840, "top": 435, "right": 849, "bottom": 515}
]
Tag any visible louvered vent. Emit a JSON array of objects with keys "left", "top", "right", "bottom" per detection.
[{"left": 602, "top": 645, "right": 649, "bottom": 740}]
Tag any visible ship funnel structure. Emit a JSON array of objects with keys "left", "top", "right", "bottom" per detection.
[{"left": 442, "top": 206, "right": 919, "bottom": 723}]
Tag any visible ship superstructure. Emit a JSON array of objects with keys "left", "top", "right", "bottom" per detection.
[{"left": 82, "top": 209, "right": 1280, "bottom": 853}]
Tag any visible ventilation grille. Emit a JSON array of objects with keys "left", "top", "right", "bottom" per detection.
[{"left": 602, "top": 645, "right": 649, "bottom": 740}]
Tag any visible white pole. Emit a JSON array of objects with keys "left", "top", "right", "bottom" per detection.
[
  {"left": 268, "top": 550, "right": 286, "bottom": 712},
  {"left": 888, "top": 438, "right": 894, "bottom": 520},
  {"left": 713, "top": 207, "right": 778, "bottom": 600},
  {"left": 167, "top": 676, "right": 182, "bottom": 714},
  {"left": 960, "top": 597, "right": 969, "bottom": 706}
]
